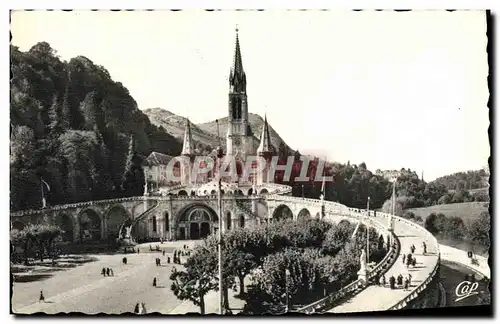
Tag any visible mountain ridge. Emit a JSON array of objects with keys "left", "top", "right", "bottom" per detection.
[{"left": 143, "top": 107, "right": 293, "bottom": 155}]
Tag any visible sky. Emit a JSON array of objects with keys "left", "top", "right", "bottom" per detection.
[{"left": 11, "top": 10, "right": 490, "bottom": 181}]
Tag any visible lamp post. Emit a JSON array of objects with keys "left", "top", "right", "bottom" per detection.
[
  {"left": 215, "top": 119, "right": 224, "bottom": 315},
  {"left": 366, "top": 196, "right": 370, "bottom": 266},
  {"left": 285, "top": 268, "right": 291, "bottom": 313},
  {"left": 301, "top": 185, "right": 304, "bottom": 198}
]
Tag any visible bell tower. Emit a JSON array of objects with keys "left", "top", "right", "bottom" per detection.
[{"left": 227, "top": 27, "right": 253, "bottom": 160}]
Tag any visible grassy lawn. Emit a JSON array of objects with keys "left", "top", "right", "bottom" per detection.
[{"left": 406, "top": 202, "right": 489, "bottom": 222}]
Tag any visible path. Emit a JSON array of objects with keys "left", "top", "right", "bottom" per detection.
[
  {"left": 439, "top": 244, "right": 490, "bottom": 278},
  {"left": 327, "top": 219, "right": 439, "bottom": 313}
]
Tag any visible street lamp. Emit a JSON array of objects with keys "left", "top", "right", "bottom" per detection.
[
  {"left": 301, "top": 185, "right": 304, "bottom": 198},
  {"left": 366, "top": 197, "right": 370, "bottom": 266},
  {"left": 285, "top": 269, "right": 291, "bottom": 313}
]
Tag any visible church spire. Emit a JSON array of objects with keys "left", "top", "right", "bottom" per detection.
[
  {"left": 181, "top": 119, "right": 194, "bottom": 155},
  {"left": 229, "top": 26, "right": 246, "bottom": 93},
  {"left": 257, "top": 114, "right": 272, "bottom": 154}
]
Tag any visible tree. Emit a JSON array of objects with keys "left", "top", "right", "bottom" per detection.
[
  {"left": 381, "top": 198, "right": 403, "bottom": 216},
  {"left": 438, "top": 193, "right": 452, "bottom": 205},
  {"left": 170, "top": 240, "right": 219, "bottom": 314},
  {"left": 48, "top": 94, "right": 64, "bottom": 135},
  {"left": 467, "top": 211, "right": 490, "bottom": 252},
  {"left": 37, "top": 225, "right": 64, "bottom": 259},
  {"left": 322, "top": 220, "right": 354, "bottom": 256},
  {"left": 170, "top": 268, "right": 216, "bottom": 314},
  {"left": 424, "top": 213, "right": 440, "bottom": 235},
  {"left": 122, "top": 135, "right": 145, "bottom": 196},
  {"left": 81, "top": 91, "right": 104, "bottom": 131}
]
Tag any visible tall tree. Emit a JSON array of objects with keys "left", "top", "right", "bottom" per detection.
[{"left": 122, "top": 135, "right": 145, "bottom": 196}]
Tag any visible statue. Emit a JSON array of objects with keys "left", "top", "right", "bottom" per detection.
[
  {"left": 125, "top": 226, "right": 132, "bottom": 239},
  {"left": 143, "top": 181, "right": 148, "bottom": 196},
  {"left": 360, "top": 249, "right": 367, "bottom": 271}
]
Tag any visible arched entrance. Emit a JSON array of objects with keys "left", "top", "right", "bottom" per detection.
[
  {"left": 106, "top": 205, "right": 131, "bottom": 240},
  {"left": 178, "top": 190, "right": 188, "bottom": 196},
  {"left": 272, "top": 205, "right": 294, "bottom": 221},
  {"left": 239, "top": 215, "right": 245, "bottom": 228},
  {"left": 247, "top": 188, "right": 253, "bottom": 196},
  {"left": 177, "top": 205, "right": 218, "bottom": 240},
  {"left": 297, "top": 208, "right": 311, "bottom": 220},
  {"left": 54, "top": 213, "right": 74, "bottom": 242},
  {"left": 259, "top": 188, "right": 269, "bottom": 195},
  {"left": 78, "top": 209, "right": 102, "bottom": 242}
]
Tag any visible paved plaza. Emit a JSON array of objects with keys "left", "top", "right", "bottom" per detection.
[{"left": 12, "top": 240, "right": 234, "bottom": 314}]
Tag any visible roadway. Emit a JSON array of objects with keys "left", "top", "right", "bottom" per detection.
[{"left": 326, "top": 218, "right": 439, "bottom": 313}]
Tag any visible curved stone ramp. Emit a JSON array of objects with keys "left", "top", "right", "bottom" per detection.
[
  {"left": 326, "top": 217, "right": 439, "bottom": 313},
  {"left": 439, "top": 244, "right": 490, "bottom": 278}
]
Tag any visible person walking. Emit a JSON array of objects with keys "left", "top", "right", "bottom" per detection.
[
  {"left": 389, "top": 276, "right": 396, "bottom": 289},
  {"left": 381, "top": 275, "right": 386, "bottom": 287},
  {"left": 422, "top": 242, "right": 427, "bottom": 255},
  {"left": 167, "top": 256, "right": 171, "bottom": 264},
  {"left": 134, "top": 303, "right": 140, "bottom": 314},
  {"left": 101, "top": 267, "right": 106, "bottom": 276},
  {"left": 153, "top": 277, "right": 157, "bottom": 287},
  {"left": 39, "top": 290, "right": 45, "bottom": 303},
  {"left": 412, "top": 258, "right": 417, "bottom": 267},
  {"left": 402, "top": 254, "right": 406, "bottom": 264},
  {"left": 397, "top": 274, "right": 403, "bottom": 287},
  {"left": 110, "top": 268, "right": 114, "bottom": 276},
  {"left": 106, "top": 268, "right": 110, "bottom": 276},
  {"left": 406, "top": 254, "right": 412, "bottom": 268}
]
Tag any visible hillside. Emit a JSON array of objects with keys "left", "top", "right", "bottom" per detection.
[
  {"left": 406, "top": 202, "right": 489, "bottom": 222},
  {"left": 430, "top": 169, "right": 489, "bottom": 191},
  {"left": 143, "top": 108, "right": 293, "bottom": 154},
  {"left": 10, "top": 42, "right": 181, "bottom": 211}
]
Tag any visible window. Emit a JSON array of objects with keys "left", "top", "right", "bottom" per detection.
[
  {"left": 152, "top": 216, "right": 157, "bottom": 232},
  {"left": 226, "top": 212, "right": 231, "bottom": 230}
]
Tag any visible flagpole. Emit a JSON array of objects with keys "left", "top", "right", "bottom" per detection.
[{"left": 41, "top": 178, "right": 45, "bottom": 209}]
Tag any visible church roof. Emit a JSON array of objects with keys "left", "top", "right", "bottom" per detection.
[
  {"left": 145, "top": 152, "right": 174, "bottom": 166},
  {"left": 229, "top": 29, "right": 246, "bottom": 91},
  {"left": 257, "top": 115, "right": 272, "bottom": 154},
  {"left": 181, "top": 119, "right": 194, "bottom": 155}
]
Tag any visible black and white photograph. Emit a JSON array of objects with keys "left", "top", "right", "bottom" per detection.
[{"left": 9, "top": 9, "right": 491, "bottom": 315}]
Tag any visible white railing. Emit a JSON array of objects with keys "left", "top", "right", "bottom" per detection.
[{"left": 10, "top": 182, "right": 440, "bottom": 311}]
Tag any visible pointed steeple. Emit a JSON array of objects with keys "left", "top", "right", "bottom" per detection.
[
  {"left": 181, "top": 119, "right": 194, "bottom": 155},
  {"left": 257, "top": 114, "right": 272, "bottom": 154},
  {"left": 229, "top": 27, "right": 246, "bottom": 93}
]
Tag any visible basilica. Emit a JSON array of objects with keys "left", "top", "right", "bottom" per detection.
[{"left": 145, "top": 29, "right": 276, "bottom": 194}]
